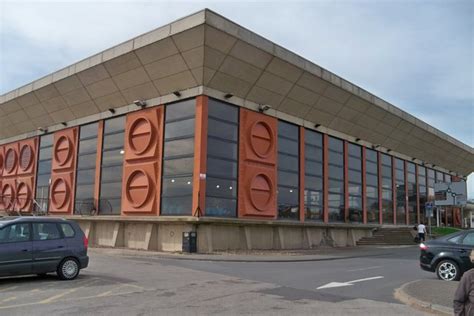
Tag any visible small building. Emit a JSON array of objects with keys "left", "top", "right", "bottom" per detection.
[{"left": 0, "top": 9, "right": 472, "bottom": 252}]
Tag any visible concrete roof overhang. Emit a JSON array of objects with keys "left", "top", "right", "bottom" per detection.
[{"left": 1, "top": 9, "right": 473, "bottom": 175}]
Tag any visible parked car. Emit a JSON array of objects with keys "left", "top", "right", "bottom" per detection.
[
  {"left": 420, "top": 229, "right": 474, "bottom": 281},
  {"left": 0, "top": 217, "right": 89, "bottom": 280}
]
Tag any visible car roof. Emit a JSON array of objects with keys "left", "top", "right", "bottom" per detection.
[{"left": 0, "top": 216, "right": 69, "bottom": 228}]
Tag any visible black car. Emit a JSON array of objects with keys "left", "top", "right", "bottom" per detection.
[
  {"left": 0, "top": 217, "right": 89, "bottom": 280},
  {"left": 420, "top": 229, "right": 474, "bottom": 281}
]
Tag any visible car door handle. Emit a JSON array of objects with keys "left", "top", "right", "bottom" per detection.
[
  {"left": 21, "top": 249, "right": 29, "bottom": 252},
  {"left": 57, "top": 246, "right": 64, "bottom": 249}
]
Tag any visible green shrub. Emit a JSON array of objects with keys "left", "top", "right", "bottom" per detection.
[{"left": 431, "top": 227, "right": 461, "bottom": 236}]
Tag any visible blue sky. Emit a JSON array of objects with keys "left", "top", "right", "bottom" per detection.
[{"left": 1, "top": 0, "right": 473, "bottom": 197}]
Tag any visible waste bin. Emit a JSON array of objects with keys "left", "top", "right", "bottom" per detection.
[{"left": 182, "top": 232, "right": 197, "bottom": 253}]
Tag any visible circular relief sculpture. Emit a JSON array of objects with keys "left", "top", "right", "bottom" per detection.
[
  {"left": 1, "top": 183, "right": 15, "bottom": 209},
  {"left": 5, "top": 148, "right": 17, "bottom": 173},
  {"left": 128, "top": 117, "right": 154, "bottom": 155},
  {"left": 16, "top": 182, "right": 31, "bottom": 209},
  {"left": 19, "top": 144, "right": 33, "bottom": 171},
  {"left": 249, "top": 121, "right": 274, "bottom": 158},
  {"left": 51, "top": 178, "right": 70, "bottom": 209},
  {"left": 54, "top": 136, "right": 72, "bottom": 166},
  {"left": 249, "top": 173, "right": 273, "bottom": 212},
  {"left": 125, "top": 170, "right": 151, "bottom": 208},
  {"left": 0, "top": 151, "right": 4, "bottom": 173}
]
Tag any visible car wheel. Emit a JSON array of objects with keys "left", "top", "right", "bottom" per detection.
[
  {"left": 57, "top": 258, "right": 80, "bottom": 280},
  {"left": 436, "top": 259, "right": 461, "bottom": 281}
]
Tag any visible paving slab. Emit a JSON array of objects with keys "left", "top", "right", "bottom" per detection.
[{"left": 395, "top": 279, "right": 457, "bottom": 315}]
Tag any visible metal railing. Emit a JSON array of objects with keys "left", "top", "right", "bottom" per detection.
[{"left": 0, "top": 196, "right": 112, "bottom": 217}]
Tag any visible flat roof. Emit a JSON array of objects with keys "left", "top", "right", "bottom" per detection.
[{"left": 0, "top": 9, "right": 472, "bottom": 175}]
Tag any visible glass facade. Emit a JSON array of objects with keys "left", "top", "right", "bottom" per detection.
[
  {"left": 161, "top": 99, "right": 195, "bottom": 215},
  {"left": 35, "top": 134, "right": 54, "bottom": 212},
  {"left": 18, "top": 95, "right": 463, "bottom": 228},
  {"left": 348, "top": 144, "right": 362, "bottom": 223},
  {"left": 99, "top": 116, "right": 125, "bottom": 215},
  {"left": 328, "top": 137, "right": 344, "bottom": 222},
  {"left": 395, "top": 158, "right": 406, "bottom": 225},
  {"left": 277, "top": 121, "right": 299, "bottom": 220},
  {"left": 381, "top": 154, "right": 393, "bottom": 223},
  {"left": 427, "top": 169, "right": 436, "bottom": 224},
  {"left": 74, "top": 123, "right": 98, "bottom": 213},
  {"left": 418, "top": 166, "right": 427, "bottom": 223},
  {"left": 407, "top": 162, "right": 417, "bottom": 225},
  {"left": 365, "top": 149, "right": 379, "bottom": 223},
  {"left": 205, "top": 99, "right": 238, "bottom": 217},
  {"left": 304, "top": 129, "right": 323, "bottom": 221}
]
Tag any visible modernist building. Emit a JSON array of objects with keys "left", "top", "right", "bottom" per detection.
[{"left": 0, "top": 10, "right": 472, "bottom": 252}]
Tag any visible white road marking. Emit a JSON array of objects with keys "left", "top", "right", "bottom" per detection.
[
  {"left": 347, "top": 266, "right": 382, "bottom": 272},
  {"left": 317, "top": 276, "right": 384, "bottom": 290}
]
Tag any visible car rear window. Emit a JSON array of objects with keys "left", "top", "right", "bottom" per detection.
[
  {"left": 462, "top": 232, "right": 474, "bottom": 246},
  {"left": 60, "top": 223, "right": 75, "bottom": 238},
  {"left": 33, "top": 223, "right": 61, "bottom": 241},
  {"left": 448, "top": 234, "right": 463, "bottom": 243}
]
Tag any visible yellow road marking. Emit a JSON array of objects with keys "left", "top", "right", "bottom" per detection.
[
  {"left": 0, "top": 286, "right": 18, "bottom": 292},
  {"left": 1, "top": 297, "right": 16, "bottom": 303},
  {"left": 96, "top": 284, "right": 127, "bottom": 297},
  {"left": 39, "top": 279, "right": 100, "bottom": 304}
]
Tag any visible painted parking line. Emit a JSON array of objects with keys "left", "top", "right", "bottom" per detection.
[
  {"left": 347, "top": 266, "right": 382, "bottom": 272},
  {"left": 1, "top": 296, "right": 16, "bottom": 303},
  {"left": 0, "top": 281, "right": 149, "bottom": 311},
  {"left": 39, "top": 279, "right": 101, "bottom": 304},
  {"left": 0, "top": 286, "right": 18, "bottom": 292}
]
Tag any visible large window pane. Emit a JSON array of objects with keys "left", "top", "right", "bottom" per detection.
[
  {"left": 164, "top": 138, "right": 195, "bottom": 158},
  {"left": 208, "top": 99, "right": 238, "bottom": 123},
  {"left": 163, "top": 157, "right": 194, "bottom": 176},
  {"left": 162, "top": 99, "right": 196, "bottom": 215},
  {"left": 165, "top": 99, "right": 195, "bottom": 121},
  {"left": 208, "top": 138, "right": 238, "bottom": 160},
  {"left": 278, "top": 121, "right": 299, "bottom": 219},
  {"left": 99, "top": 116, "right": 125, "bottom": 215},
  {"left": 165, "top": 119, "right": 195, "bottom": 140},
  {"left": 161, "top": 177, "right": 193, "bottom": 197}
]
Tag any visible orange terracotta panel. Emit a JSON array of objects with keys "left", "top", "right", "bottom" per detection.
[
  {"left": 49, "top": 173, "right": 74, "bottom": 214},
  {"left": 50, "top": 128, "right": 78, "bottom": 215},
  {"left": 238, "top": 108, "right": 277, "bottom": 219},
  {"left": 16, "top": 176, "right": 34, "bottom": 212},
  {"left": 124, "top": 107, "right": 163, "bottom": 162},
  {"left": 122, "top": 106, "right": 164, "bottom": 216},
  {"left": 122, "top": 163, "right": 158, "bottom": 214},
  {"left": 3, "top": 142, "right": 19, "bottom": 178},
  {"left": 0, "top": 146, "right": 4, "bottom": 177},
  {"left": 52, "top": 128, "right": 78, "bottom": 172},
  {"left": 239, "top": 108, "right": 277, "bottom": 166},
  {"left": 17, "top": 138, "right": 38, "bottom": 176}
]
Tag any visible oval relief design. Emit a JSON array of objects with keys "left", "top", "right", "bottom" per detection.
[
  {"left": 19, "top": 144, "right": 33, "bottom": 171},
  {"left": 249, "top": 121, "right": 274, "bottom": 159},
  {"left": 54, "top": 136, "right": 72, "bottom": 166},
  {"left": 249, "top": 173, "right": 273, "bottom": 212},
  {"left": 51, "top": 177, "right": 70, "bottom": 209},
  {"left": 125, "top": 169, "right": 151, "bottom": 208},
  {"left": 128, "top": 118, "right": 153, "bottom": 155}
]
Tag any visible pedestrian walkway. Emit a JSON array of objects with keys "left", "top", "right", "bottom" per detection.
[{"left": 396, "top": 279, "right": 457, "bottom": 315}]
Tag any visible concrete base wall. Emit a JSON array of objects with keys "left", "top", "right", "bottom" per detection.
[{"left": 67, "top": 216, "right": 376, "bottom": 253}]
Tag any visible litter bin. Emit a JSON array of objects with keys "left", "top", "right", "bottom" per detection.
[{"left": 182, "top": 232, "right": 197, "bottom": 253}]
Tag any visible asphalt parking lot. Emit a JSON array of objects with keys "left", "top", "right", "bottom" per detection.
[{"left": 0, "top": 247, "right": 432, "bottom": 315}]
